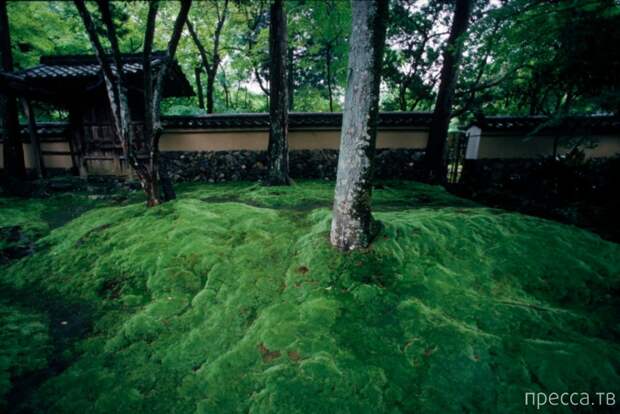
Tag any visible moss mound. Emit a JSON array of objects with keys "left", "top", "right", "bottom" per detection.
[
  {"left": 1, "top": 181, "right": 619, "bottom": 413},
  {"left": 0, "top": 302, "right": 50, "bottom": 411}
]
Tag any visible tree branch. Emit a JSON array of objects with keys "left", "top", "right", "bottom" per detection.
[
  {"left": 152, "top": 0, "right": 192, "bottom": 136},
  {"left": 210, "top": 0, "right": 229, "bottom": 77},
  {"left": 73, "top": 0, "right": 122, "bottom": 139},
  {"left": 143, "top": 0, "right": 159, "bottom": 149},
  {"left": 186, "top": 19, "right": 211, "bottom": 71},
  {"left": 96, "top": 0, "right": 134, "bottom": 150}
]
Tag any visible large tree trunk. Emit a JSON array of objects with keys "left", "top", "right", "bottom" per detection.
[
  {"left": 0, "top": 1, "right": 26, "bottom": 180},
  {"left": 265, "top": 0, "right": 290, "bottom": 185},
  {"left": 330, "top": 0, "right": 388, "bottom": 251},
  {"left": 424, "top": 0, "right": 473, "bottom": 184}
]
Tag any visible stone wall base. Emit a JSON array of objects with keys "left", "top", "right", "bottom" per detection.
[
  {"left": 458, "top": 157, "right": 620, "bottom": 243},
  {"left": 161, "top": 149, "right": 426, "bottom": 182}
]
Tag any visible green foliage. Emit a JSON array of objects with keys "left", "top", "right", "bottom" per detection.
[
  {"left": 7, "top": 1, "right": 88, "bottom": 70},
  {"left": 457, "top": 0, "right": 620, "bottom": 117},
  {"left": 288, "top": 0, "right": 351, "bottom": 111},
  {"left": 382, "top": 0, "right": 450, "bottom": 112},
  {"left": 1, "top": 181, "right": 619, "bottom": 413},
  {"left": 6, "top": 0, "right": 620, "bottom": 115}
]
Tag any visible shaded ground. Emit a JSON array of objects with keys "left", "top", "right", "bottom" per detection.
[
  {"left": 450, "top": 182, "right": 620, "bottom": 245},
  {"left": 0, "top": 180, "right": 619, "bottom": 413},
  {"left": 454, "top": 157, "right": 620, "bottom": 244}
]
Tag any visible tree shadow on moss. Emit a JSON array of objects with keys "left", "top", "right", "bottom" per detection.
[{"left": 199, "top": 191, "right": 479, "bottom": 213}]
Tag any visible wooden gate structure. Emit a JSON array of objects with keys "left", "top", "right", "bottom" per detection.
[
  {"left": 0, "top": 53, "right": 193, "bottom": 177},
  {"left": 446, "top": 130, "right": 469, "bottom": 184}
]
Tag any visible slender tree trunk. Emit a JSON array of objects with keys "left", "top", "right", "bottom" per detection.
[
  {"left": 330, "top": 0, "right": 388, "bottom": 251},
  {"left": 221, "top": 68, "right": 231, "bottom": 109},
  {"left": 0, "top": 0, "right": 26, "bottom": 180},
  {"left": 21, "top": 99, "right": 44, "bottom": 178},
  {"left": 206, "top": 68, "right": 216, "bottom": 114},
  {"left": 326, "top": 45, "right": 334, "bottom": 112},
  {"left": 398, "top": 85, "right": 407, "bottom": 111},
  {"left": 195, "top": 66, "right": 205, "bottom": 109},
  {"left": 186, "top": 0, "right": 228, "bottom": 114},
  {"left": 265, "top": 0, "right": 290, "bottom": 185},
  {"left": 424, "top": 0, "right": 473, "bottom": 184},
  {"left": 287, "top": 46, "right": 294, "bottom": 111}
]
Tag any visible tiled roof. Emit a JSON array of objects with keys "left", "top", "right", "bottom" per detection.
[
  {"left": 18, "top": 53, "right": 160, "bottom": 80},
  {"left": 6, "top": 114, "right": 619, "bottom": 141},
  {"left": 2, "top": 112, "right": 433, "bottom": 141},
  {"left": 8, "top": 53, "right": 193, "bottom": 97},
  {"left": 163, "top": 112, "right": 435, "bottom": 130},
  {"left": 19, "top": 62, "right": 145, "bottom": 80},
  {"left": 474, "top": 115, "right": 620, "bottom": 134}
]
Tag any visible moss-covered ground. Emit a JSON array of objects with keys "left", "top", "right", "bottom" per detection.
[{"left": 1, "top": 180, "right": 619, "bottom": 413}]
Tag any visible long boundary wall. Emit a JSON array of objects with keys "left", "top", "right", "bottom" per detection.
[{"left": 1, "top": 114, "right": 619, "bottom": 180}]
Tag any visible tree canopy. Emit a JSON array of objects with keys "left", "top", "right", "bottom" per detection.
[{"left": 5, "top": 0, "right": 620, "bottom": 120}]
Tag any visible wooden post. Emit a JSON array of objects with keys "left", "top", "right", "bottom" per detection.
[
  {"left": 68, "top": 108, "right": 87, "bottom": 176},
  {"left": 21, "top": 98, "right": 44, "bottom": 178}
]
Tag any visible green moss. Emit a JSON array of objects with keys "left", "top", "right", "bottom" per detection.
[
  {"left": 0, "top": 192, "right": 118, "bottom": 255},
  {"left": 0, "top": 301, "right": 51, "bottom": 410},
  {"left": 0, "top": 180, "right": 619, "bottom": 413}
]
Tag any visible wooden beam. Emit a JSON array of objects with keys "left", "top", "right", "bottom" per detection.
[{"left": 41, "top": 150, "right": 73, "bottom": 156}]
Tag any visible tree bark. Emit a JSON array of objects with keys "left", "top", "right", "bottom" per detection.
[
  {"left": 0, "top": 0, "right": 26, "bottom": 180},
  {"left": 142, "top": 0, "right": 162, "bottom": 206},
  {"left": 423, "top": 0, "right": 473, "bottom": 184},
  {"left": 330, "top": 0, "right": 388, "bottom": 251},
  {"left": 265, "top": 0, "right": 290, "bottom": 185}
]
